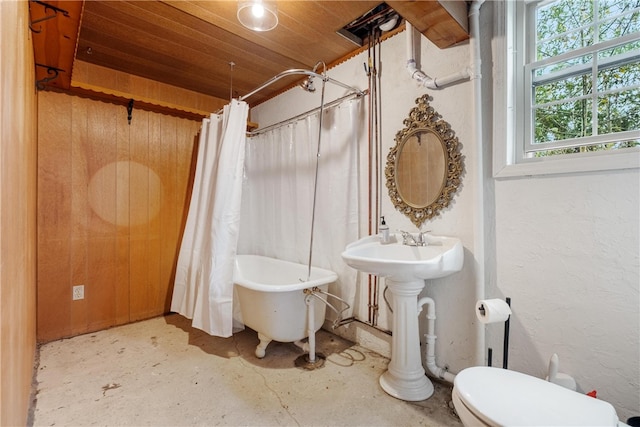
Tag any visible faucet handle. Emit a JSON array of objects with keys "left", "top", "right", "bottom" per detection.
[
  {"left": 399, "top": 230, "right": 415, "bottom": 245},
  {"left": 417, "top": 230, "right": 431, "bottom": 246}
]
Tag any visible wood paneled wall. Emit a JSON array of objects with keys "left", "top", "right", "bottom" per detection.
[
  {"left": 0, "top": 1, "right": 38, "bottom": 425},
  {"left": 37, "top": 91, "right": 201, "bottom": 342}
]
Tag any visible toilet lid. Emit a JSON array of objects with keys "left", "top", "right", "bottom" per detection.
[{"left": 454, "top": 367, "right": 619, "bottom": 426}]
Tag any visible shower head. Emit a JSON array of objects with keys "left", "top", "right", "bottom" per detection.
[
  {"left": 299, "top": 77, "right": 316, "bottom": 92},
  {"left": 299, "top": 61, "right": 326, "bottom": 92}
]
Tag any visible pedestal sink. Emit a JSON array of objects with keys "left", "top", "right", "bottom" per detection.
[{"left": 341, "top": 233, "right": 463, "bottom": 401}]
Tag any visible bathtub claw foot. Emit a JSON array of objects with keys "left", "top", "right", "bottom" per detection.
[{"left": 255, "top": 333, "right": 272, "bottom": 359}]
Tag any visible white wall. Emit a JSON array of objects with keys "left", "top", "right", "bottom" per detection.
[
  {"left": 251, "top": 2, "right": 639, "bottom": 421},
  {"left": 487, "top": 0, "right": 640, "bottom": 421},
  {"left": 492, "top": 169, "right": 640, "bottom": 421}
]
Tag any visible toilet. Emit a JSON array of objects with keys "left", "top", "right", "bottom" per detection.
[{"left": 452, "top": 366, "right": 626, "bottom": 426}]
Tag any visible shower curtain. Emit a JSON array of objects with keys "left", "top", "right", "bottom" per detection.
[
  {"left": 171, "top": 100, "right": 249, "bottom": 337},
  {"left": 238, "top": 98, "right": 363, "bottom": 322}
]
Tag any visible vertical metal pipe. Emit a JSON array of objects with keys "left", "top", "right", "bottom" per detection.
[
  {"left": 371, "top": 27, "right": 380, "bottom": 327},
  {"left": 306, "top": 77, "right": 327, "bottom": 281},
  {"left": 307, "top": 294, "right": 316, "bottom": 363},
  {"left": 469, "top": 0, "right": 487, "bottom": 367},
  {"left": 503, "top": 297, "right": 511, "bottom": 369},
  {"left": 367, "top": 33, "right": 374, "bottom": 324},
  {"left": 228, "top": 61, "right": 235, "bottom": 100}
]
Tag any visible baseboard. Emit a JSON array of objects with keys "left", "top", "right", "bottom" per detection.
[{"left": 323, "top": 319, "right": 392, "bottom": 359}]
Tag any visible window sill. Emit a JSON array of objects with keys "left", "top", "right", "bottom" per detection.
[{"left": 494, "top": 148, "right": 640, "bottom": 179}]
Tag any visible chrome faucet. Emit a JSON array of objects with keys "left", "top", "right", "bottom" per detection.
[
  {"left": 418, "top": 231, "right": 430, "bottom": 246},
  {"left": 400, "top": 231, "right": 430, "bottom": 246},
  {"left": 400, "top": 231, "right": 417, "bottom": 246}
]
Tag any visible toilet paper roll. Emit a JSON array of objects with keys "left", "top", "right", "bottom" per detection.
[{"left": 476, "top": 299, "right": 512, "bottom": 324}]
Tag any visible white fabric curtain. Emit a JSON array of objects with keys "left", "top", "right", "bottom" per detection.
[
  {"left": 238, "top": 98, "right": 363, "bottom": 322},
  {"left": 171, "top": 100, "right": 249, "bottom": 337}
]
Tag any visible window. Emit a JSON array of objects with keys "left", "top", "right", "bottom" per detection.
[{"left": 495, "top": 0, "right": 640, "bottom": 175}]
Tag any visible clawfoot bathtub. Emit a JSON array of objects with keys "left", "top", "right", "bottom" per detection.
[{"left": 233, "top": 255, "right": 338, "bottom": 358}]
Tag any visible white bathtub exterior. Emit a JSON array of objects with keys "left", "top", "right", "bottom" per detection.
[{"left": 233, "top": 255, "right": 338, "bottom": 344}]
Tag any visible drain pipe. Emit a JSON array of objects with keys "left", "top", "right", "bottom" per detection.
[
  {"left": 305, "top": 293, "right": 317, "bottom": 363},
  {"left": 295, "top": 288, "right": 352, "bottom": 355},
  {"left": 418, "top": 297, "right": 456, "bottom": 382},
  {"left": 406, "top": 0, "right": 486, "bottom": 367},
  {"left": 468, "top": 0, "right": 486, "bottom": 366},
  {"left": 405, "top": 22, "right": 471, "bottom": 89}
]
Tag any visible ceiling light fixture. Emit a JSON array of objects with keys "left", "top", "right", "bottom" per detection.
[
  {"left": 379, "top": 14, "right": 399, "bottom": 32},
  {"left": 237, "top": 0, "right": 278, "bottom": 32}
]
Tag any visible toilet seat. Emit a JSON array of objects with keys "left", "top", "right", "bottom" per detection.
[{"left": 453, "top": 367, "right": 619, "bottom": 426}]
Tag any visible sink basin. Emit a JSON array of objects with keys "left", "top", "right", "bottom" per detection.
[
  {"left": 341, "top": 233, "right": 463, "bottom": 282},
  {"left": 341, "top": 232, "right": 464, "bottom": 401}
]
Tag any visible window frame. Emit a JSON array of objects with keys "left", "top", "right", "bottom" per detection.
[{"left": 493, "top": 0, "right": 640, "bottom": 178}]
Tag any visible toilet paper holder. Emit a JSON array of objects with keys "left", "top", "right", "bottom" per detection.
[
  {"left": 478, "top": 304, "right": 486, "bottom": 315},
  {"left": 485, "top": 297, "right": 511, "bottom": 370}
]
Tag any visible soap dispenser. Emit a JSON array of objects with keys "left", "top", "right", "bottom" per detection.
[{"left": 380, "top": 216, "right": 391, "bottom": 244}]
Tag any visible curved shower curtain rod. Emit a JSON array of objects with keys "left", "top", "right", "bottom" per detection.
[
  {"left": 239, "top": 68, "right": 366, "bottom": 102},
  {"left": 247, "top": 90, "right": 367, "bottom": 136},
  {"left": 239, "top": 65, "right": 365, "bottom": 284}
]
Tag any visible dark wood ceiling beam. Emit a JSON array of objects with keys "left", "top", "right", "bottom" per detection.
[{"left": 386, "top": 1, "right": 469, "bottom": 49}]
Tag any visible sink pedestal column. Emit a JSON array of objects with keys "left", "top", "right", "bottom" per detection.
[{"left": 379, "top": 279, "right": 433, "bottom": 401}]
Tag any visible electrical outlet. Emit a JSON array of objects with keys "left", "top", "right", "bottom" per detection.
[{"left": 72, "top": 285, "right": 84, "bottom": 301}]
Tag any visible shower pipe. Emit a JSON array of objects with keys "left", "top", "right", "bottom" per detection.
[
  {"left": 297, "top": 287, "right": 352, "bottom": 362},
  {"left": 305, "top": 62, "right": 328, "bottom": 283},
  {"left": 309, "top": 287, "right": 352, "bottom": 330},
  {"left": 239, "top": 65, "right": 366, "bottom": 282},
  {"left": 241, "top": 66, "right": 366, "bottom": 365},
  {"left": 306, "top": 292, "right": 319, "bottom": 363}
]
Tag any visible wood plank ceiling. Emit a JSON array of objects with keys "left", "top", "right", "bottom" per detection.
[{"left": 33, "top": 1, "right": 469, "bottom": 107}]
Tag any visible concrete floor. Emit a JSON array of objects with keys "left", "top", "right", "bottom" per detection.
[{"left": 30, "top": 314, "right": 462, "bottom": 426}]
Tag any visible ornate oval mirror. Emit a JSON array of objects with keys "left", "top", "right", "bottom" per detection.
[{"left": 385, "top": 95, "right": 463, "bottom": 227}]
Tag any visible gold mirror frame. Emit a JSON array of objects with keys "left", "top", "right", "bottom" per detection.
[{"left": 385, "top": 95, "right": 463, "bottom": 227}]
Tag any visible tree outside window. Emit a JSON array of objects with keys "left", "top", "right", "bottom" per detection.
[{"left": 526, "top": 0, "right": 640, "bottom": 157}]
